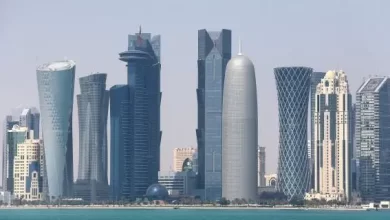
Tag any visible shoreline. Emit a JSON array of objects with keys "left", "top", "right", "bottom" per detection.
[{"left": 0, "top": 205, "right": 366, "bottom": 211}]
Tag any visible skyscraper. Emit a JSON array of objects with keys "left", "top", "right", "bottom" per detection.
[
  {"left": 109, "top": 85, "right": 129, "bottom": 200},
  {"left": 19, "top": 108, "right": 40, "bottom": 139},
  {"left": 196, "top": 29, "right": 231, "bottom": 201},
  {"left": 274, "top": 66, "right": 312, "bottom": 200},
  {"left": 313, "top": 70, "right": 352, "bottom": 202},
  {"left": 2, "top": 116, "right": 19, "bottom": 189},
  {"left": 222, "top": 48, "right": 257, "bottom": 201},
  {"left": 4, "top": 125, "right": 29, "bottom": 193},
  {"left": 258, "top": 146, "right": 266, "bottom": 187},
  {"left": 37, "top": 60, "right": 75, "bottom": 199},
  {"left": 356, "top": 77, "right": 390, "bottom": 201},
  {"left": 310, "top": 72, "right": 325, "bottom": 188},
  {"left": 110, "top": 29, "right": 162, "bottom": 200},
  {"left": 74, "top": 73, "right": 109, "bottom": 202}
]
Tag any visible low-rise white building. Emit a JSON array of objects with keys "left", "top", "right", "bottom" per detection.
[
  {"left": 158, "top": 171, "right": 196, "bottom": 196},
  {"left": 0, "top": 191, "right": 13, "bottom": 205}
]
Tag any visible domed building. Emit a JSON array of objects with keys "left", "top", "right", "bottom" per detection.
[{"left": 145, "top": 183, "right": 169, "bottom": 200}]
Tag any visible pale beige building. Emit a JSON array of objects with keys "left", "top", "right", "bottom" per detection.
[
  {"left": 313, "top": 70, "right": 352, "bottom": 202},
  {"left": 13, "top": 131, "right": 45, "bottom": 201},
  {"left": 173, "top": 147, "right": 196, "bottom": 172}
]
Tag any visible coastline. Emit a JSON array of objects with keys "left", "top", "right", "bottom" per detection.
[{"left": 0, "top": 205, "right": 365, "bottom": 211}]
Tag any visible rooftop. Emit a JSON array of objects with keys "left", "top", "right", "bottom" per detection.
[{"left": 37, "top": 60, "right": 76, "bottom": 71}]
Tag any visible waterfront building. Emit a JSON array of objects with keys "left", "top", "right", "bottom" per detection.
[
  {"left": 222, "top": 45, "right": 257, "bottom": 201},
  {"left": 258, "top": 146, "right": 266, "bottom": 187},
  {"left": 36, "top": 60, "right": 75, "bottom": 199},
  {"left": 75, "top": 73, "right": 109, "bottom": 202},
  {"left": 0, "top": 191, "right": 13, "bottom": 205},
  {"left": 2, "top": 116, "right": 19, "bottom": 191},
  {"left": 313, "top": 70, "right": 352, "bottom": 202},
  {"left": 173, "top": 147, "right": 197, "bottom": 172},
  {"left": 310, "top": 72, "right": 326, "bottom": 188},
  {"left": 4, "top": 125, "right": 29, "bottom": 193},
  {"left": 110, "top": 28, "right": 161, "bottom": 200},
  {"left": 109, "top": 85, "right": 129, "bottom": 201},
  {"left": 196, "top": 29, "right": 231, "bottom": 201},
  {"left": 13, "top": 131, "right": 44, "bottom": 201},
  {"left": 274, "top": 66, "right": 312, "bottom": 200},
  {"left": 158, "top": 171, "right": 197, "bottom": 196},
  {"left": 356, "top": 77, "right": 390, "bottom": 201}
]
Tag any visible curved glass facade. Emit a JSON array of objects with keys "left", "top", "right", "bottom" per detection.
[
  {"left": 274, "top": 66, "right": 312, "bottom": 200},
  {"left": 36, "top": 60, "right": 75, "bottom": 198},
  {"left": 76, "top": 73, "right": 109, "bottom": 202}
]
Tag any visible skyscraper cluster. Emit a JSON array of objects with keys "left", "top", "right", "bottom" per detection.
[{"left": 2, "top": 27, "right": 390, "bottom": 205}]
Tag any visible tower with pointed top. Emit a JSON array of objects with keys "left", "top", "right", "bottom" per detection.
[{"left": 196, "top": 29, "right": 231, "bottom": 201}]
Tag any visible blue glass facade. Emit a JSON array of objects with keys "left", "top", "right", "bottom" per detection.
[
  {"left": 196, "top": 29, "right": 231, "bottom": 201},
  {"left": 76, "top": 73, "right": 109, "bottom": 202},
  {"left": 356, "top": 77, "right": 390, "bottom": 201},
  {"left": 36, "top": 60, "right": 75, "bottom": 199},
  {"left": 110, "top": 85, "right": 129, "bottom": 200},
  {"left": 274, "top": 67, "right": 312, "bottom": 200},
  {"left": 110, "top": 31, "right": 161, "bottom": 200}
]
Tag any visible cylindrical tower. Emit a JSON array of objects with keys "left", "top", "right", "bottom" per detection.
[
  {"left": 36, "top": 60, "right": 76, "bottom": 199},
  {"left": 222, "top": 54, "right": 258, "bottom": 201},
  {"left": 274, "top": 66, "right": 312, "bottom": 200}
]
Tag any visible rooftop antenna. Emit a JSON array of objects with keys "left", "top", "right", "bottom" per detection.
[
  {"left": 238, "top": 37, "right": 242, "bottom": 55},
  {"left": 139, "top": 25, "right": 142, "bottom": 35}
]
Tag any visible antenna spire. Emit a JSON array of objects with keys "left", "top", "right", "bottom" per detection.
[
  {"left": 139, "top": 25, "right": 142, "bottom": 35},
  {"left": 238, "top": 37, "right": 242, "bottom": 55}
]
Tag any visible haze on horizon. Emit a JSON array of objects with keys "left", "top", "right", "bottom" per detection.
[{"left": 0, "top": 0, "right": 389, "bottom": 180}]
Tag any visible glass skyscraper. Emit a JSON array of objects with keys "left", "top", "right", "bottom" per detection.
[
  {"left": 274, "top": 66, "right": 312, "bottom": 200},
  {"left": 37, "top": 60, "right": 75, "bottom": 199},
  {"left": 110, "top": 29, "right": 161, "bottom": 200},
  {"left": 196, "top": 29, "right": 231, "bottom": 201},
  {"left": 356, "top": 77, "right": 390, "bottom": 201},
  {"left": 75, "top": 73, "right": 109, "bottom": 202},
  {"left": 309, "top": 72, "right": 325, "bottom": 188},
  {"left": 4, "top": 125, "right": 28, "bottom": 193}
]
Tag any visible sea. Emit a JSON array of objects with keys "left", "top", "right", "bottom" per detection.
[{"left": 0, "top": 209, "right": 389, "bottom": 220}]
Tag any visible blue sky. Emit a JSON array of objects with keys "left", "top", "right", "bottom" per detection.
[{"left": 0, "top": 0, "right": 389, "bottom": 179}]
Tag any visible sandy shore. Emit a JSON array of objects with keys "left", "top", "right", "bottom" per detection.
[{"left": 0, "top": 205, "right": 365, "bottom": 211}]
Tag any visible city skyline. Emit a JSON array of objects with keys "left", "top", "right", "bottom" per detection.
[{"left": 1, "top": 0, "right": 390, "bottom": 179}]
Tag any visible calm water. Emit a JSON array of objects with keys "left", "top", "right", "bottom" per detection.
[{"left": 0, "top": 209, "right": 389, "bottom": 220}]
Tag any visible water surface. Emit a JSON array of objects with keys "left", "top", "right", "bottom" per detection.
[{"left": 0, "top": 209, "right": 389, "bottom": 220}]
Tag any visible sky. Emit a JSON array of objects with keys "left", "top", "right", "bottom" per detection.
[{"left": 0, "top": 0, "right": 389, "bottom": 180}]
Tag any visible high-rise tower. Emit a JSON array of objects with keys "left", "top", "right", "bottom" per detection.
[
  {"left": 222, "top": 46, "right": 258, "bottom": 201},
  {"left": 110, "top": 29, "right": 162, "bottom": 200},
  {"left": 196, "top": 29, "right": 231, "bottom": 201},
  {"left": 313, "top": 70, "right": 352, "bottom": 202},
  {"left": 274, "top": 66, "right": 311, "bottom": 200},
  {"left": 310, "top": 72, "right": 325, "bottom": 188},
  {"left": 75, "top": 73, "right": 109, "bottom": 202},
  {"left": 356, "top": 77, "right": 390, "bottom": 201},
  {"left": 37, "top": 60, "right": 75, "bottom": 199}
]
